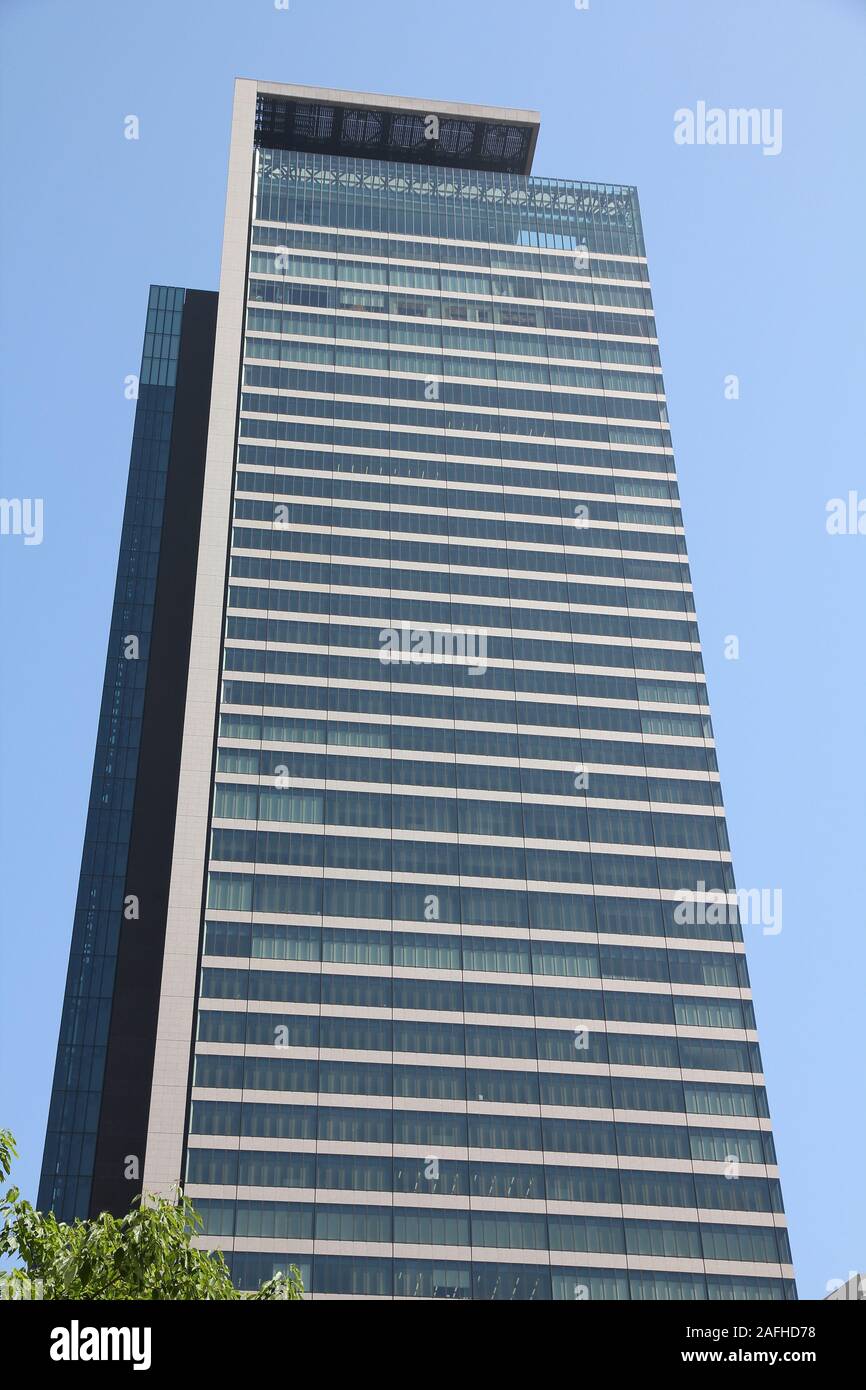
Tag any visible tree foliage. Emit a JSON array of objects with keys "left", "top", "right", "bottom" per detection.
[{"left": 0, "top": 1130, "right": 302, "bottom": 1301}]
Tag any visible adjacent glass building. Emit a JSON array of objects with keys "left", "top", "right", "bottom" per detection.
[{"left": 41, "top": 80, "right": 795, "bottom": 1299}]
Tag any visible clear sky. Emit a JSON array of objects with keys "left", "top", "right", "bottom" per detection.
[{"left": 1, "top": 0, "right": 864, "bottom": 1300}]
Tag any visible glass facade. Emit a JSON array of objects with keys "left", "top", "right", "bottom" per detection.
[
  {"left": 184, "top": 141, "right": 794, "bottom": 1299},
  {"left": 40, "top": 289, "right": 187, "bottom": 1219}
]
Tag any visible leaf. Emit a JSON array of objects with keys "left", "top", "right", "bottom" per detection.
[{"left": 0, "top": 1132, "right": 305, "bottom": 1301}]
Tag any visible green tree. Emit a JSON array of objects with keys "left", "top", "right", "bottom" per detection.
[{"left": 0, "top": 1130, "right": 302, "bottom": 1301}]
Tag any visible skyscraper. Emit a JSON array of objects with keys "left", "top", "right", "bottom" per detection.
[{"left": 40, "top": 79, "right": 794, "bottom": 1300}]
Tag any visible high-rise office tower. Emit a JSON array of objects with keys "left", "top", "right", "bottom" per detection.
[{"left": 40, "top": 80, "right": 794, "bottom": 1300}]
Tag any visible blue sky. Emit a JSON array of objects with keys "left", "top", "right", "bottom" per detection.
[{"left": 1, "top": 0, "right": 864, "bottom": 1299}]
